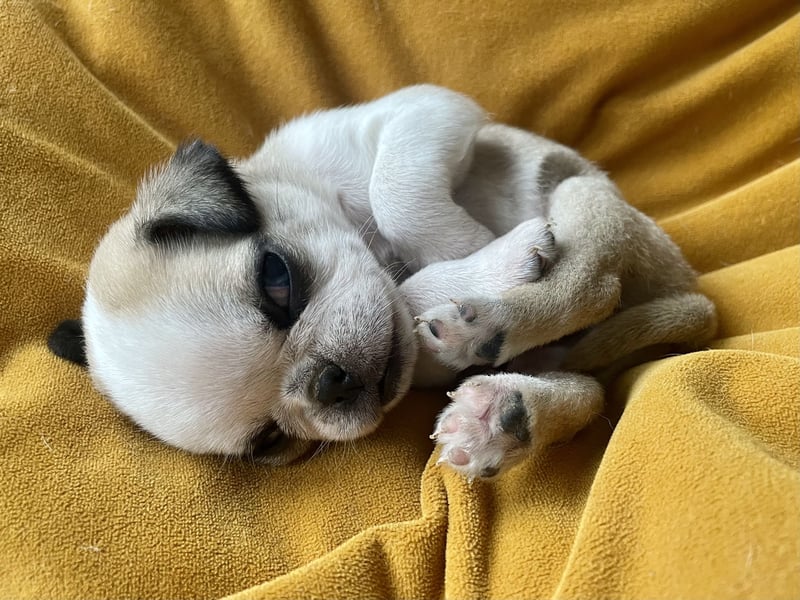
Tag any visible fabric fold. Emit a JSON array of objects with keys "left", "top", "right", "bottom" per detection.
[{"left": 1, "top": 1, "right": 797, "bottom": 598}]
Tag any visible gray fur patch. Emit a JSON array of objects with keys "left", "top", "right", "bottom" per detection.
[{"left": 537, "top": 151, "right": 586, "bottom": 197}]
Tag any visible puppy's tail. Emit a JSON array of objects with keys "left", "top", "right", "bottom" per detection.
[{"left": 561, "top": 292, "right": 717, "bottom": 377}]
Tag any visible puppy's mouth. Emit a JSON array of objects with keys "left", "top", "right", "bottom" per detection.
[{"left": 378, "top": 299, "right": 416, "bottom": 409}]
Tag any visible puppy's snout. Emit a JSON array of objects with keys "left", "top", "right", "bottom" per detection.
[{"left": 317, "top": 364, "right": 364, "bottom": 407}]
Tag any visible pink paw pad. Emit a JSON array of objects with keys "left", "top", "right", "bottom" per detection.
[{"left": 431, "top": 376, "right": 532, "bottom": 480}]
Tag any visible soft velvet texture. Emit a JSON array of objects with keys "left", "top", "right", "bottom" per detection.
[{"left": 1, "top": 1, "right": 798, "bottom": 598}]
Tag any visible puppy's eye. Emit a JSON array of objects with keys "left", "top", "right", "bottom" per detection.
[
  {"left": 260, "top": 252, "right": 290, "bottom": 308},
  {"left": 256, "top": 247, "right": 308, "bottom": 329},
  {"left": 248, "top": 422, "right": 288, "bottom": 459},
  {"left": 258, "top": 251, "right": 294, "bottom": 328}
]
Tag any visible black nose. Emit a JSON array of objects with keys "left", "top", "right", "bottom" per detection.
[{"left": 317, "top": 364, "right": 364, "bottom": 407}]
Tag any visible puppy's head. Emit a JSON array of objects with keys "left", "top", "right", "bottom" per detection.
[{"left": 52, "top": 140, "right": 416, "bottom": 464}]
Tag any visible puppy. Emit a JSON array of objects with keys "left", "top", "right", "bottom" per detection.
[{"left": 49, "top": 85, "right": 716, "bottom": 478}]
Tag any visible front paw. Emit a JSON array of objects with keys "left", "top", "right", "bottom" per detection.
[
  {"left": 415, "top": 299, "right": 506, "bottom": 369},
  {"left": 431, "top": 375, "right": 532, "bottom": 480}
]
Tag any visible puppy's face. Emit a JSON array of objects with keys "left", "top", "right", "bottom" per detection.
[{"left": 80, "top": 141, "right": 417, "bottom": 464}]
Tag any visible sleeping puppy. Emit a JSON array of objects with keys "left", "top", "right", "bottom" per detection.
[{"left": 49, "top": 85, "right": 716, "bottom": 479}]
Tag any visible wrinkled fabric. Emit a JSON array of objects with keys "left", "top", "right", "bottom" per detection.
[{"left": 1, "top": 1, "right": 798, "bottom": 598}]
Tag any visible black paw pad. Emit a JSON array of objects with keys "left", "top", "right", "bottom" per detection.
[
  {"left": 480, "top": 466, "right": 500, "bottom": 478},
  {"left": 475, "top": 331, "right": 505, "bottom": 362},
  {"left": 499, "top": 391, "right": 530, "bottom": 442},
  {"left": 458, "top": 303, "right": 476, "bottom": 322}
]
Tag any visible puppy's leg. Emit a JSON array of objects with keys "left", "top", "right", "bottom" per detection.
[
  {"left": 433, "top": 372, "right": 603, "bottom": 479},
  {"left": 399, "top": 217, "right": 556, "bottom": 317},
  {"left": 561, "top": 292, "right": 717, "bottom": 373},
  {"left": 370, "top": 89, "right": 496, "bottom": 268},
  {"left": 416, "top": 175, "right": 631, "bottom": 369}
]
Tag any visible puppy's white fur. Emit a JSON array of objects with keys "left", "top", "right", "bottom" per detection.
[{"left": 62, "top": 85, "right": 715, "bottom": 475}]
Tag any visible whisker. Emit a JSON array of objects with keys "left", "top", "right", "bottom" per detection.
[
  {"left": 357, "top": 215, "right": 376, "bottom": 238},
  {"left": 376, "top": 296, "right": 397, "bottom": 315},
  {"left": 310, "top": 440, "right": 330, "bottom": 460}
]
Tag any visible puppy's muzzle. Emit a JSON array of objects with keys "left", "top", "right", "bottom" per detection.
[{"left": 317, "top": 363, "right": 363, "bottom": 407}]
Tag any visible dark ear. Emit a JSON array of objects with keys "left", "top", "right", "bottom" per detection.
[
  {"left": 141, "top": 139, "right": 261, "bottom": 245},
  {"left": 48, "top": 319, "right": 87, "bottom": 367}
]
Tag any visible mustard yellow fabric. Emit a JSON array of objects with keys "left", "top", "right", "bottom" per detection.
[{"left": 1, "top": 1, "right": 798, "bottom": 598}]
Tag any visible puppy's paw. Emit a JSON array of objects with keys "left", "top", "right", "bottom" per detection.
[
  {"left": 412, "top": 218, "right": 555, "bottom": 369},
  {"left": 492, "top": 218, "right": 556, "bottom": 287},
  {"left": 415, "top": 299, "right": 505, "bottom": 369},
  {"left": 431, "top": 375, "right": 532, "bottom": 480},
  {"left": 432, "top": 371, "right": 603, "bottom": 480}
]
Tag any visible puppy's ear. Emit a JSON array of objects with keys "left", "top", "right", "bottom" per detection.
[
  {"left": 139, "top": 139, "right": 261, "bottom": 245},
  {"left": 48, "top": 319, "right": 87, "bottom": 367}
]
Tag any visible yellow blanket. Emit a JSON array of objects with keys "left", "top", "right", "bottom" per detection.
[{"left": 1, "top": 1, "right": 798, "bottom": 598}]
